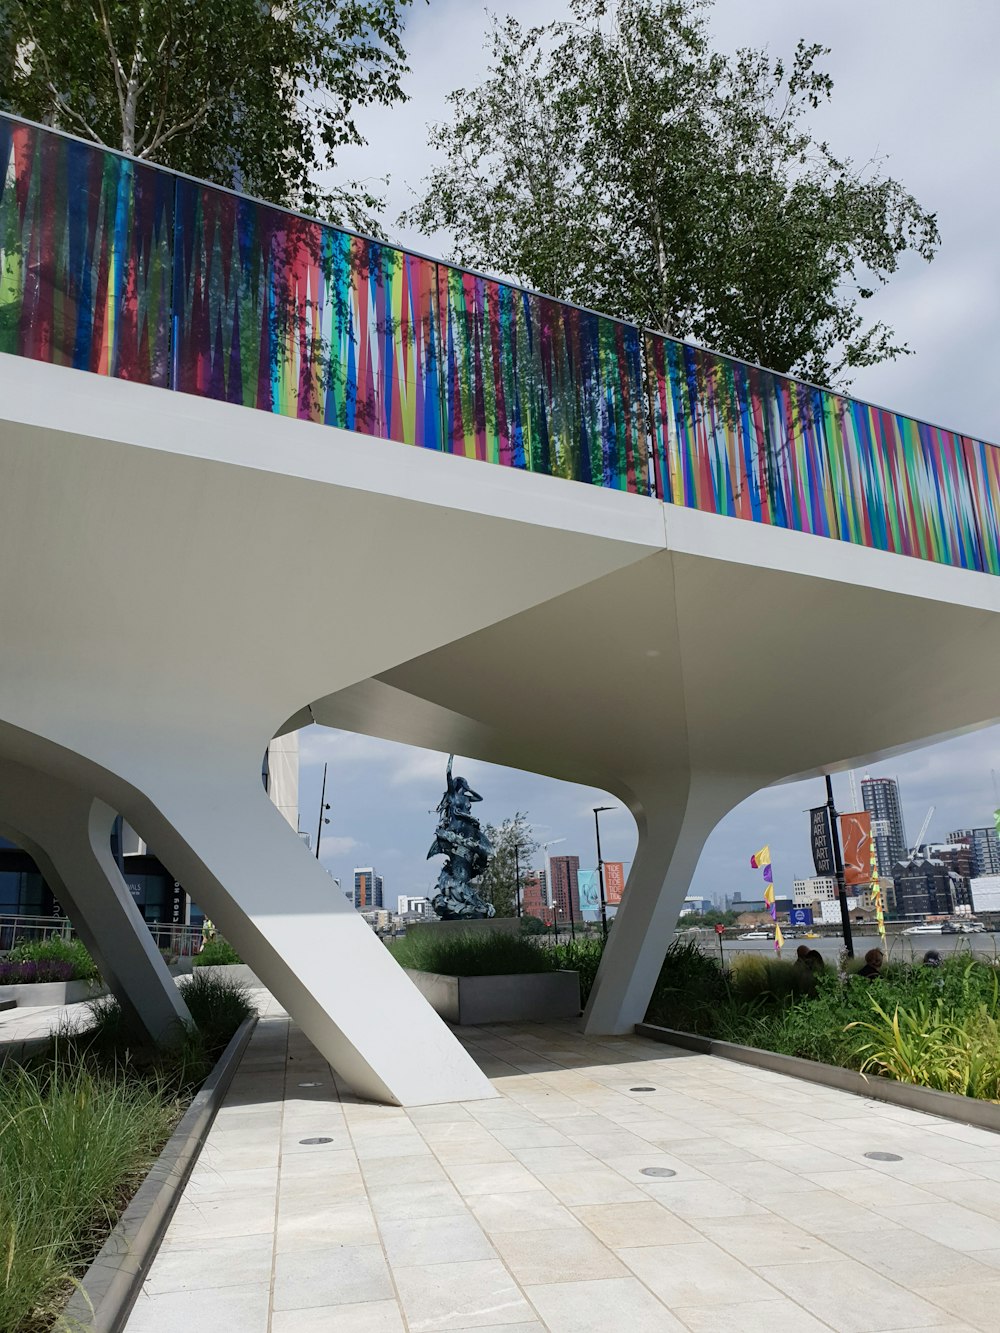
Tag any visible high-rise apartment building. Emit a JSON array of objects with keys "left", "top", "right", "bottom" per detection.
[
  {"left": 862, "top": 776, "right": 908, "bottom": 876},
  {"left": 520, "top": 870, "right": 548, "bottom": 919},
  {"left": 354, "top": 867, "right": 383, "bottom": 910},
  {"left": 947, "top": 828, "right": 1000, "bottom": 878},
  {"left": 549, "top": 855, "right": 581, "bottom": 923}
]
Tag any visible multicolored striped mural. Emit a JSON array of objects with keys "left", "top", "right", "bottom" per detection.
[{"left": 0, "top": 112, "right": 996, "bottom": 574}]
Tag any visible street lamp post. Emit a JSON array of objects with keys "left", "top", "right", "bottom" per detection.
[
  {"left": 593, "top": 805, "right": 614, "bottom": 940},
  {"left": 514, "top": 842, "right": 521, "bottom": 918},
  {"left": 315, "top": 763, "right": 331, "bottom": 861}
]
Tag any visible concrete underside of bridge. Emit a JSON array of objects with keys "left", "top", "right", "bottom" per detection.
[{"left": 2, "top": 354, "right": 999, "bottom": 1103}]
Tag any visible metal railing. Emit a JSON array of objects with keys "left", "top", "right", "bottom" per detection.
[
  {"left": 0, "top": 913, "right": 204, "bottom": 958},
  {"left": 0, "top": 110, "right": 997, "bottom": 575}
]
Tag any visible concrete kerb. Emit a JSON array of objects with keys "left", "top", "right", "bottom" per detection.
[
  {"left": 58, "top": 1015, "right": 258, "bottom": 1333},
  {"left": 636, "top": 1022, "right": 1000, "bottom": 1134}
]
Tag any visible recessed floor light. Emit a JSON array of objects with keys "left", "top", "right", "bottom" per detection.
[
  {"left": 864, "top": 1151, "right": 903, "bottom": 1162},
  {"left": 299, "top": 1137, "right": 334, "bottom": 1145},
  {"left": 298, "top": 1081, "right": 322, "bottom": 1087},
  {"left": 631, "top": 1086, "right": 656, "bottom": 1092},
  {"left": 641, "top": 1167, "right": 677, "bottom": 1178}
]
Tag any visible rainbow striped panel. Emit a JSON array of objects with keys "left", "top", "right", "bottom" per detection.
[
  {"left": 436, "top": 264, "right": 649, "bottom": 491},
  {"left": 644, "top": 332, "right": 987, "bottom": 573},
  {"left": 171, "top": 180, "right": 441, "bottom": 446},
  {"left": 0, "top": 119, "right": 172, "bottom": 385},
  {"left": 963, "top": 438, "right": 1000, "bottom": 576}
]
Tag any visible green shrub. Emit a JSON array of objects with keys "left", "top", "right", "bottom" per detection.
[
  {"left": 7, "top": 934, "right": 100, "bottom": 982},
  {"left": 645, "top": 936, "right": 731, "bottom": 1035},
  {"left": 519, "top": 914, "right": 547, "bottom": 936},
  {"left": 192, "top": 936, "right": 242, "bottom": 967},
  {"left": 388, "top": 930, "right": 558, "bottom": 976},
  {"left": 0, "top": 1057, "right": 176, "bottom": 1332}
]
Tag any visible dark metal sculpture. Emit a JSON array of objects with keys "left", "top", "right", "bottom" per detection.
[{"left": 427, "top": 755, "right": 495, "bottom": 920}]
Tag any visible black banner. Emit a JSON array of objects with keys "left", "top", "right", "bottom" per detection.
[{"left": 810, "top": 806, "right": 836, "bottom": 877}]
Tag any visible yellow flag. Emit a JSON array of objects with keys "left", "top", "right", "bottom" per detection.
[{"left": 774, "top": 923, "right": 784, "bottom": 951}]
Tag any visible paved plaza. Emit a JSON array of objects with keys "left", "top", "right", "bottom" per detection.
[{"left": 107, "top": 995, "right": 1000, "bottom": 1332}]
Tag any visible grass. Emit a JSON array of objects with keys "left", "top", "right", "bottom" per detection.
[
  {"left": 645, "top": 941, "right": 1000, "bottom": 1102},
  {"left": 388, "top": 930, "right": 560, "bottom": 976},
  {"left": 0, "top": 974, "right": 256, "bottom": 1330}
]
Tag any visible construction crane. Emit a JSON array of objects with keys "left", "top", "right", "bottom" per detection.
[{"left": 908, "top": 806, "right": 935, "bottom": 859}]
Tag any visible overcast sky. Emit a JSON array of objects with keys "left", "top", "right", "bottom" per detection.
[{"left": 303, "top": 0, "right": 1000, "bottom": 912}]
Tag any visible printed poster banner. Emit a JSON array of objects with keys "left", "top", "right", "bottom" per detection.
[
  {"left": 603, "top": 862, "right": 626, "bottom": 905},
  {"left": 839, "top": 811, "right": 872, "bottom": 888},
  {"left": 810, "top": 807, "right": 836, "bottom": 878}
]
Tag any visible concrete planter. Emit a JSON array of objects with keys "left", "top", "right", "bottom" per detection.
[
  {"left": 0, "top": 978, "right": 105, "bottom": 1008},
  {"left": 405, "top": 968, "right": 580, "bottom": 1025}
]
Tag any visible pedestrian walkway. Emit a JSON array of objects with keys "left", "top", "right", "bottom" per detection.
[
  {"left": 0, "top": 997, "right": 79, "bottom": 1060},
  {"left": 125, "top": 998, "right": 1000, "bottom": 1332}
]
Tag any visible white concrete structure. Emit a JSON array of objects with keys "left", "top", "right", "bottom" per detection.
[
  {"left": 2, "top": 347, "right": 999, "bottom": 1103},
  {"left": 398, "top": 895, "right": 430, "bottom": 916}
]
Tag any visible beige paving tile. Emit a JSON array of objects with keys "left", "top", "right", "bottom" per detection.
[
  {"left": 641, "top": 1179, "right": 766, "bottom": 1219},
  {"left": 165, "top": 1191, "right": 277, "bottom": 1240},
  {"left": 826, "top": 1224, "right": 999, "bottom": 1286},
  {"left": 924, "top": 1178, "right": 1000, "bottom": 1221},
  {"left": 670, "top": 1298, "right": 832, "bottom": 1331},
  {"left": 125, "top": 1282, "right": 270, "bottom": 1332},
  {"left": 525, "top": 1275, "right": 686, "bottom": 1331},
  {"left": 758, "top": 1257, "right": 952, "bottom": 1331},
  {"left": 143, "top": 1234, "right": 273, "bottom": 1294},
  {"left": 468, "top": 1189, "right": 581, "bottom": 1235},
  {"left": 700, "top": 1158, "right": 822, "bottom": 1194},
  {"left": 618, "top": 1240, "right": 776, "bottom": 1307},
  {"left": 270, "top": 1300, "right": 405, "bottom": 1332},
  {"left": 800, "top": 1168, "right": 941, "bottom": 1207},
  {"left": 367, "top": 1178, "right": 469, "bottom": 1221},
  {"left": 877, "top": 1200, "right": 1000, "bottom": 1250},
  {"left": 380, "top": 1212, "right": 496, "bottom": 1267},
  {"left": 272, "top": 1242, "right": 392, "bottom": 1311},
  {"left": 445, "top": 1160, "right": 547, "bottom": 1196},
  {"left": 433, "top": 1140, "right": 517, "bottom": 1166},
  {"left": 572, "top": 1200, "right": 699, "bottom": 1248},
  {"left": 535, "top": 1163, "right": 647, "bottom": 1206},
  {"left": 393, "top": 1258, "right": 537, "bottom": 1330},
  {"left": 754, "top": 1187, "right": 886, "bottom": 1235},
  {"left": 912, "top": 1278, "right": 1000, "bottom": 1332},
  {"left": 360, "top": 1154, "right": 450, "bottom": 1186},
  {"left": 491, "top": 1225, "right": 627, "bottom": 1285},
  {"left": 697, "top": 1213, "right": 841, "bottom": 1265},
  {"left": 276, "top": 1197, "right": 379, "bottom": 1250}
]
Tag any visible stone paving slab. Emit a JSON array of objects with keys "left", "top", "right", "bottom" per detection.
[{"left": 118, "top": 996, "right": 1000, "bottom": 1331}]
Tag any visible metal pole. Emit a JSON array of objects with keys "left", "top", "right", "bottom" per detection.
[
  {"left": 315, "top": 763, "right": 328, "bottom": 861},
  {"left": 567, "top": 868, "right": 576, "bottom": 939},
  {"left": 514, "top": 842, "right": 521, "bottom": 918},
  {"left": 826, "top": 774, "right": 855, "bottom": 958},
  {"left": 594, "top": 807, "right": 610, "bottom": 940}
]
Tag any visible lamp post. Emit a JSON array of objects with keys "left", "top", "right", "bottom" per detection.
[
  {"left": 315, "top": 763, "right": 331, "bottom": 861},
  {"left": 541, "top": 837, "right": 565, "bottom": 914},
  {"left": 593, "top": 805, "right": 615, "bottom": 940},
  {"left": 514, "top": 842, "right": 521, "bottom": 918}
]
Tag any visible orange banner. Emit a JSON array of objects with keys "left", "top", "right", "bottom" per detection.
[
  {"left": 603, "top": 862, "right": 626, "bottom": 905},
  {"left": 839, "top": 811, "right": 872, "bottom": 888}
]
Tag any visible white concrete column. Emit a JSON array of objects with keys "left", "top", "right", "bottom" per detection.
[
  {"left": 132, "top": 768, "right": 497, "bottom": 1107},
  {"left": 0, "top": 761, "right": 190, "bottom": 1042},
  {"left": 584, "top": 774, "right": 759, "bottom": 1035}
]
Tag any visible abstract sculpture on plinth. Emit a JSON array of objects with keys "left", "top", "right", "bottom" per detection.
[{"left": 428, "top": 755, "right": 495, "bottom": 919}]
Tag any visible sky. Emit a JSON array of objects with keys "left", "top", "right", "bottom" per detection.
[{"left": 301, "top": 0, "right": 1000, "bottom": 911}]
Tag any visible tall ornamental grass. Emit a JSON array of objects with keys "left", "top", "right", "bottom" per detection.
[
  {"left": 389, "top": 930, "right": 559, "bottom": 976},
  {"left": 0, "top": 1060, "right": 176, "bottom": 1332}
]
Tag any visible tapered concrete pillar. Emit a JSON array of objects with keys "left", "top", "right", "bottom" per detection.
[
  {"left": 583, "top": 774, "right": 760, "bottom": 1035},
  {"left": 129, "top": 766, "right": 497, "bottom": 1106},
  {"left": 0, "top": 760, "right": 190, "bottom": 1042}
]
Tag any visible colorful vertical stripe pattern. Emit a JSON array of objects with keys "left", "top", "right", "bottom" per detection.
[
  {"left": 0, "top": 113, "right": 997, "bottom": 573},
  {"left": 0, "top": 119, "right": 172, "bottom": 385},
  {"left": 435, "top": 266, "right": 648, "bottom": 490},
  {"left": 644, "top": 333, "right": 993, "bottom": 572}
]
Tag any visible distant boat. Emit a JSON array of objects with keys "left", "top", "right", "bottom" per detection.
[
  {"left": 902, "top": 923, "right": 944, "bottom": 935},
  {"left": 737, "top": 930, "right": 771, "bottom": 940}
]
